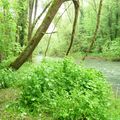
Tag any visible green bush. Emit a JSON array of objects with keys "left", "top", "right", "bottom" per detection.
[
  {"left": 0, "top": 57, "right": 16, "bottom": 69},
  {"left": 103, "top": 38, "right": 120, "bottom": 61},
  {"left": 0, "top": 60, "right": 36, "bottom": 89},
  {"left": 0, "top": 68, "right": 15, "bottom": 89},
  {"left": 20, "top": 58, "right": 111, "bottom": 119}
]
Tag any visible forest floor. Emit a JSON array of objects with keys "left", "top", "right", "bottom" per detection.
[{"left": 0, "top": 88, "right": 20, "bottom": 119}]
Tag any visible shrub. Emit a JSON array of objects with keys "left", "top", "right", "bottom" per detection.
[
  {"left": 0, "top": 57, "right": 16, "bottom": 69},
  {"left": 0, "top": 68, "right": 15, "bottom": 89},
  {"left": 103, "top": 38, "right": 120, "bottom": 61},
  {"left": 20, "top": 58, "right": 111, "bottom": 119}
]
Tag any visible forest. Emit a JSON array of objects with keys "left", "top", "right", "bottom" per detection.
[{"left": 0, "top": 0, "right": 120, "bottom": 119}]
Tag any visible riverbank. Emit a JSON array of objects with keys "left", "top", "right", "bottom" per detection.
[{"left": 69, "top": 52, "right": 120, "bottom": 62}]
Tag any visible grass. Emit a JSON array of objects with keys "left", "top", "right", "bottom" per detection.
[
  {"left": 108, "top": 95, "right": 120, "bottom": 120},
  {"left": 0, "top": 88, "right": 20, "bottom": 120}
]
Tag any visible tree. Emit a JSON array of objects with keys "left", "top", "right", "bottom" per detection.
[
  {"left": 0, "top": 0, "right": 16, "bottom": 61},
  {"left": 16, "top": 0, "right": 27, "bottom": 47},
  {"left": 10, "top": 0, "right": 79, "bottom": 70},
  {"left": 66, "top": 0, "right": 79, "bottom": 55},
  {"left": 114, "top": 0, "right": 119, "bottom": 38},
  {"left": 82, "top": 0, "right": 103, "bottom": 60}
]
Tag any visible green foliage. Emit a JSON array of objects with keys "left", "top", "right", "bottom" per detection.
[
  {"left": 0, "top": 68, "right": 15, "bottom": 89},
  {"left": 37, "top": 0, "right": 120, "bottom": 59},
  {"left": 16, "top": 0, "right": 28, "bottom": 47},
  {"left": 20, "top": 58, "right": 111, "bottom": 119},
  {"left": 103, "top": 38, "right": 120, "bottom": 61},
  {"left": 0, "top": 0, "right": 27, "bottom": 62},
  {"left": 0, "top": 59, "right": 34, "bottom": 89},
  {"left": 0, "top": 0, "right": 17, "bottom": 60},
  {"left": 108, "top": 97, "right": 120, "bottom": 120}
]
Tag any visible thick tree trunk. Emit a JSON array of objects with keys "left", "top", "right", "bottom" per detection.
[{"left": 10, "top": 0, "right": 65, "bottom": 70}]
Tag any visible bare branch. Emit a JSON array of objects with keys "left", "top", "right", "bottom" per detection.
[
  {"left": 31, "top": 1, "right": 52, "bottom": 36},
  {"left": 44, "top": 2, "right": 72, "bottom": 56},
  {"left": 46, "top": 32, "right": 57, "bottom": 34},
  {"left": 66, "top": 0, "right": 79, "bottom": 55},
  {"left": 34, "top": 0, "right": 38, "bottom": 21},
  {"left": 64, "top": 3, "right": 72, "bottom": 24}
]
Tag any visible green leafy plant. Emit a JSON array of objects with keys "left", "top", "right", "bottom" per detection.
[
  {"left": 0, "top": 68, "right": 15, "bottom": 88},
  {"left": 20, "top": 58, "right": 111, "bottom": 119},
  {"left": 103, "top": 38, "right": 120, "bottom": 61}
]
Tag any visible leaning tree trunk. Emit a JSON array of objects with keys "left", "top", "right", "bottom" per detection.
[{"left": 10, "top": 0, "right": 65, "bottom": 70}]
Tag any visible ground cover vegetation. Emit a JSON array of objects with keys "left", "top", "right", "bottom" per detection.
[{"left": 0, "top": 0, "right": 120, "bottom": 119}]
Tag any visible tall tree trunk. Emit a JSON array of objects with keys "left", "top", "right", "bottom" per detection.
[
  {"left": 66, "top": 0, "right": 79, "bottom": 55},
  {"left": 28, "top": 0, "right": 34, "bottom": 42},
  {"left": 34, "top": 0, "right": 38, "bottom": 22},
  {"left": 82, "top": 0, "right": 103, "bottom": 60},
  {"left": 92, "top": 0, "right": 97, "bottom": 13},
  {"left": 114, "top": 0, "right": 119, "bottom": 38},
  {"left": 80, "top": 0, "right": 84, "bottom": 20},
  {"left": 108, "top": 14, "right": 113, "bottom": 41},
  {"left": 28, "top": 0, "right": 49, "bottom": 61},
  {"left": 28, "top": 0, "right": 35, "bottom": 61},
  {"left": 10, "top": 0, "right": 65, "bottom": 70},
  {"left": 16, "top": 0, "right": 27, "bottom": 47}
]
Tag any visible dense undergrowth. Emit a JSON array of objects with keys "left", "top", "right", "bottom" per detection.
[
  {"left": 0, "top": 58, "right": 118, "bottom": 120},
  {"left": 103, "top": 39, "right": 120, "bottom": 61},
  {"left": 20, "top": 59, "right": 111, "bottom": 119}
]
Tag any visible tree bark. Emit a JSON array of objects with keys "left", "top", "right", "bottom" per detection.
[
  {"left": 34, "top": 0, "right": 38, "bottom": 22},
  {"left": 66, "top": 0, "right": 79, "bottom": 55},
  {"left": 107, "top": 7, "right": 113, "bottom": 41},
  {"left": 114, "top": 0, "right": 119, "bottom": 38},
  {"left": 82, "top": 0, "right": 103, "bottom": 60},
  {"left": 10, "top": 0, "right": 65, "bottom": 70},
  {"left": 28, "top": 0, "right": 35, "bottom": 42}
]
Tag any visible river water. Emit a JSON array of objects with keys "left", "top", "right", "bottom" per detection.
[
  {"left": 35, "top": 56, "right": 120, "bottom": 84},
  {"left": 83, "top": 59, "right": 120, "bottom": 96},
  {"left": 83, "top": 59, "right": 120, "bottom": 84}
]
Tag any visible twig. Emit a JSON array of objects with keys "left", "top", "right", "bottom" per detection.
[
  {"left": 44, "top": 2, "right": 72, "bottom": 56},
  {"left": 64, "top": 3, "right": 72, "bottom": 24},
  {"left": 31, "top": 1, "right": 52, "bottom": 36}
]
